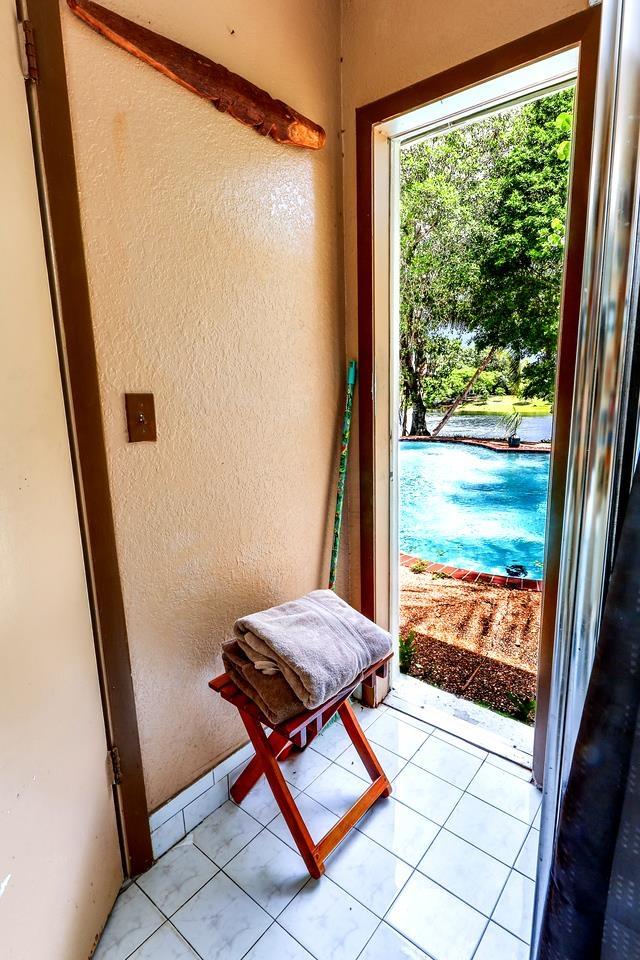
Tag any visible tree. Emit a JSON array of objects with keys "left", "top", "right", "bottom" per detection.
[
  {"left": 466, "top": 90, "right": 574, "bottom": 401},
  {"left": 400, "top": 88, "right": 574, "bottom": 433},
  {"left": 400, "top": 116, "right": 510, "bottom": 432}
]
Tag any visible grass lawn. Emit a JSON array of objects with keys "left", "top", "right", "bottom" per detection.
[{"left": 458, "top": 394, "right": 552, "bottom": 416}]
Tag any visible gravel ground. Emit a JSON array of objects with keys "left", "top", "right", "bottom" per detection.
[{"left": 400, "top": 566, "right": 540, "bottom": 721}]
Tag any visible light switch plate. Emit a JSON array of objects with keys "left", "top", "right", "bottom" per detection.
[{"left": 125, "top": 393, "right": 156, "bottom": 442}]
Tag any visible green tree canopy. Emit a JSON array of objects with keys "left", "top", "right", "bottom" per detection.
[{"left": 400, "top": 87, "right": 574, "bottom": 433}]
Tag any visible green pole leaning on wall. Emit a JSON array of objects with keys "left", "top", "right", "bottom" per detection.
[{"left": 329, "top": 360, "right": 357, "bottom": 590}]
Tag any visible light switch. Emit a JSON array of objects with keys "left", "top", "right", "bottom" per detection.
[{"left": 125, "top": 393, "right": 156, "bottom": 442}]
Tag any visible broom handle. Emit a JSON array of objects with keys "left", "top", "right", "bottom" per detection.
[{"left": 329, "top": 360, "right": 357, "bottom": 589}]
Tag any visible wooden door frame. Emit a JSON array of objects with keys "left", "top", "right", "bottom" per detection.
[
  {"left": 355, "top": 8, "right": 600, "bottom": 781},
  {"left": 21, "top": 0, "right": 152, "bottom": 875}
]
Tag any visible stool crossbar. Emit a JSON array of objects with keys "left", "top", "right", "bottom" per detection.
[{"left": 209, "top": 654, "right": 392, "bottom": 877}]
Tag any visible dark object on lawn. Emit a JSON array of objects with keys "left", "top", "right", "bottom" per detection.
[
  {"left": 399, "top": 629, "right": 416, "bottom": 673},
  {"left": 506, "top": 563, "right": 528, "bottom": 578}
]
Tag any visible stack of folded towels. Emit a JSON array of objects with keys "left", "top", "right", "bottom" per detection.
[{"left": 222, "top": 589, "right": 392, "bottom": 724}]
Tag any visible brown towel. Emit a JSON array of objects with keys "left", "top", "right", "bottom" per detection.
[{"left": 222, "top": 640, "right": 303, "bottom": 725}]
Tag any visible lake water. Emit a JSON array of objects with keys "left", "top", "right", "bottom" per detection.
[
  {"left": 423, "top": 412, "right": 553, "bottom": 442},
  {"left": 399, "top": 441, "right": 550, "bottom": 576}
]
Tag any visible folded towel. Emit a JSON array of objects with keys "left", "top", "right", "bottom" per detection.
[
  {"left": 221, "top": 640, "right": 303, "bottom": 725},
  {"left": 234, "top": 589, "right": 392, "bottom": 710}
]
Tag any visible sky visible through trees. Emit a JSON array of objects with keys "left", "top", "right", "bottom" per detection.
[{"left": 399, "top": 87, "right": 575, "bottom": 435}]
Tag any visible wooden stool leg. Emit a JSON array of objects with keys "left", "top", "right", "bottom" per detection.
[
  {"left": 238, "top": 710, "right": 324, "bottom": 878},
  {"left": 230, "top": 729, "right": 293, "bottom": 803},
  {"left": 339, "top": 701, "right": 392, "bottom": 797}
]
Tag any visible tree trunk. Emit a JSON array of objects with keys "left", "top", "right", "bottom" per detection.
[
  {"left": 411, "top": 394, "right": 430, "bottom": 435},
  {"left": 431, "top": 347, "right": 497, "bottom": 437},
  {"left": 400, "top": 404, "right": 409, "bottom": 437}
]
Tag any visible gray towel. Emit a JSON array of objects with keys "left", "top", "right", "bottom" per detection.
[
  {"left": 221, "top": 640, "right": 304, "bottom": 725},
  {"left": 234, "top": 589, "right": 392, "bottom": 709}
]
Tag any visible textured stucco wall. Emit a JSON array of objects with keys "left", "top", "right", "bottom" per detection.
[
  {"left": 340, "top": 0, "right": 589, "bottom": 612},
  {"left": 61, "top": 0, "right": 343, "bottom": 811}
]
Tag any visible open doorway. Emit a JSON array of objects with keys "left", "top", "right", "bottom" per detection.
[
  {"left": 356, "top": 9, "right": 600, "bottom": 781},
  {"left": 395, "top": 56, "right": 577, "bottom": 753}
]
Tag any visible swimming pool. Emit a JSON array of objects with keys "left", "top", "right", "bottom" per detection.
[{"left": 399, "top": 441, "right": 550, "bottom": 577}]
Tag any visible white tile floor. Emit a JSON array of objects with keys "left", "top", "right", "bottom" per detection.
[{"left": 94, "top": 704, "right": 541, "bottom": 960}]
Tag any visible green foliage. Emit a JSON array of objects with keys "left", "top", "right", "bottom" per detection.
[
  {"left": 506, "top": 692, "right": 537, "bottom": 724},
  {"left": 400, "top": 88, "right": 574, "bottom": 427},
  {"left": 399, "top": 629, "right": 416, "bottom": 674},
  {"left": 502, "top": 410, "right": 523, "bottom": 439},
  {"left": 410, "top": 559, "right": 428, "bottom": 573}
]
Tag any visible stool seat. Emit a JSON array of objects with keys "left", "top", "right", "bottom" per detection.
[{"left": 210, "top": 653, "right": 392, "bottom": 877}]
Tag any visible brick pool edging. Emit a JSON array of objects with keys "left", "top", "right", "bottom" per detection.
[
  {"left": 399, "top": 551, "right": 543, "bottom": 592},
  {"left": 400, "top": 435, "right": 551, "bottom": 453}
]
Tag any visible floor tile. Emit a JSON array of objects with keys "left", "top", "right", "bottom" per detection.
[
  {"left": 417, "top": 829, "right": 509, "bottom": 916},
  {"left": 336, "top": 742, "right": 407, "bottom": 782},
  {"left": 326, "top": 830, "right": 412, "bottom": 917},
  {"left": 366, "top": 713, "right": 429, "bottom": 760},
  {"left": 350, "top": 701, "right": 385, "bottom": 730},
  {"left": 243, "top": 923, "right": 315, "bottom": 960},
  {"left": 430, "top": 729, "right": 488, "bottom": 760},
  {"left": 93, "top": 884, "right": 164, "bottom": 960},
  {"left": 533, "top": 805, "right": 542, "bottom": 830},
  {"left": 225, "top": 830, "right": 309, "bottom": 917},
  {"left": 411, "top": 738, "right": 483, "bottom": 789},
  {"left": 233, "top": 775, "right": 300, "bottom": 826},
  {"left": 514, "top": 828, "right": 539, "bottom": 881},
  {"left": 192, "top": 800, "right": 262, "bottom": 866},
  {"left": 474, "top": 921, "right": 530, "bottom": 960},
  {"left": 137, "top": 840, "right": 218, "bottom": 916},
  {"left": 387, "top": 872, "right": 487, "bottom": 960},
  {"left": 445, "top": 794, "right": 529, "bottom": 865},
  {"left": 467, "top": 765, "right": 541, "bottom": 824},
  {"left": 279, "top": 877, "right": 378, "bottom": 960},
  {"left": 269, "top": 793, "right": 338, "bottom": 850},
  {"left": 393, "top": 763, "right": 463, "bottom": 824},
  {"left": 310, "top": 719, "right": 353, "bottom": 760},
  {"left": 151, "top": 812, "right": 186, "bottom": 860},
  {"left": 172, "top": 872, "right": 270, "bottom": 960},
  {"left": 129, "top": 922, "right": 200, "bottom": 959},
  {"left": 357, "top": 922, "right": 431, "bottom": 960},
  {"left": 492, "top": 870, "right": 535, "bottom": 943},
  {"left": 305, "top": 764, "right": 365, "bottom": 817},
  {"left": 485, "top": 754, "right": 534, "bottom": 782},
  {"left": 280, "top": 747, "right": 332, "bottom": 790},
  {"left": 385, "top": 710, "right": 435, "bottom": 736},
  {"left": 357, "top": 795, "right": 439, "bottom": 867}
]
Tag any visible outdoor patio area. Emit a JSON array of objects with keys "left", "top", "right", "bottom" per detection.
[{"left": 95, "top": 703, "right": 541, "bottom": 960}]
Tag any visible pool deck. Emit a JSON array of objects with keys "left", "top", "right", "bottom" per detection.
[
  {"left": 400, "top": 435, "right": 551, "bottom": 453},
  {"left": 400, "top": 551, "right": 543, "bottom": 592}
]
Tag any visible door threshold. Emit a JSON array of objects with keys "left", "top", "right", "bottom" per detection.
[{"left": 387, "top": 674, "right": 534, "bottom": 770}]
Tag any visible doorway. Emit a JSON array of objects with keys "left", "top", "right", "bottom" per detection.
[
  {"left": 356, "top": 9, "right": 600, "bottom": 782},
  {"left": 394, "top": 54, "right": 577, "bottom": 757}
]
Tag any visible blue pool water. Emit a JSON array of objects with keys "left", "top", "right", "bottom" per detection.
[{"left": 399, "top": 442, "right": 550, "bottom": 576}]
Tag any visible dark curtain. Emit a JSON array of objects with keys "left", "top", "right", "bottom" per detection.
[{"left": 538, "top": 467, "right": 640, "bottom": 960}]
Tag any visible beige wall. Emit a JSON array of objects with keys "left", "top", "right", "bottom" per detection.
[
  {"left": 340, "top": 0, "right": 589, "bottom": 612},
  {"left": 58, "top": 0, "right": 593, "bottom": 816},
  {"left": 0, "top": 2, "right": 122, "bottom": 956},
  {"left": 61, "top": 0, "right": 344, "bottom": 811}
]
